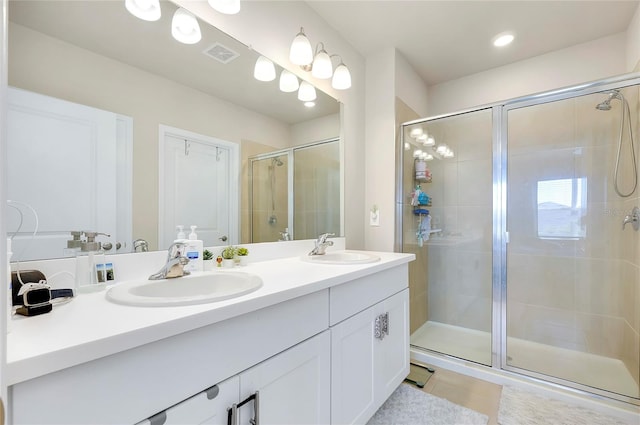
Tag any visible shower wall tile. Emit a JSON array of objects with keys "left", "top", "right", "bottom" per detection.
[
  {"left": 575, "top": 258, "right": 624, "bottom": 317},
  {"left": 508, "top": 99, "right": 576, "bottom": 155},
  {"left": 575, "top": 93, "right": 618, "bottom": 148},
  {"left": 507, "top": 254, "right": 576, "bottom": 310},
  {"left": 621, "top": 261, "right": 640, "bottom": 333},
  {"left": 441, "top": 161, "right": 458, "bottom": 207},
  {"left": 519, "top": 305, "right": 587, "bottom": 351},
  {"left": 621, "top": 323, "right": 639, "bottom": 388},
  {"left": 457, "top": 206, "right": 492, "bottom": 252},
  {"left": 581, "top": 314, "right": 626, "bottom": 358}
]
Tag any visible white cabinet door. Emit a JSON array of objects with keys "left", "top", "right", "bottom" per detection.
[
  {"left": 374, "top": 289, "right": 410, "bottom": 405},
  {"left": 330, "top": 305, "right": 377, "bottom": 425},
  {"left": 331, "top": 289, "right": 410, "bottom": 425},
  {"left": 237, "top": 331, "right": 330, "bottom": 425}
]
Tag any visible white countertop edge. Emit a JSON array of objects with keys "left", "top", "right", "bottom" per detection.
[{"left": 7, "top": 251, "right": 414, "bottom": 385}]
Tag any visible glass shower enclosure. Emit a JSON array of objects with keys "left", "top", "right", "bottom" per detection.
[{"left": 399, "top": 73, "right": 640, "bottom": 404}]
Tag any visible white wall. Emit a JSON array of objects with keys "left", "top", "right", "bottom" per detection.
[
  {"left": 176, "top": 0, "right": 367, "bottom": 249},
  {"left": 291, "top": 113, "right": 340, "bottom": 146},
  {"left": 627, "top": 3, "right": 640, "bottom": 71},
  {"left": 395, "top": 52, "right": 429, "bottom": 118},
  {"left": 364, "top": 47, "right": 397, "bottom": 251},
  {"left": 428, "top": 33, "right": 628, "bottom": 116}
]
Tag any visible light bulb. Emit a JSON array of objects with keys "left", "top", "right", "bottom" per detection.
[
  {"left": 279, "top": 70, "right": 299, "bottom": 92},
  {"left": 298, "top": 81, "right": 316, "bottom": 101},
  {"left": 125, "top": 0, "right": 161, "bottom": 21},
  {"left": 332, "top": 63, "right": 351, "bottom": 89},
  {"left": 254, "top": 56, "right": 276, "bottom": 82},
  {"left": 207, "top": 0, "right": 240, "bottom": 15},
  {"left": 171, "top": 8, "right": 201, "bottom": 44},
  {"left": 290, "top": 28, "right": 313, "bottom": 66}
]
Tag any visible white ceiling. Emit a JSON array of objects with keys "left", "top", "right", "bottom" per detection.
[{"left": 306, "top": 0, "right": 640, "bottom": 86}]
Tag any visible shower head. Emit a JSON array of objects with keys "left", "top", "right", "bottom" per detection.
[
  {"left": 272, "top": 157, "right": 283, "bottom": 166},
  {"left": 595, "top": 90, "right": 621, "bottom": 111}
]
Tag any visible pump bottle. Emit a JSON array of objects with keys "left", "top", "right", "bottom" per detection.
[{"left": 183, "top": 225, "right": 203, "bottom": 272}]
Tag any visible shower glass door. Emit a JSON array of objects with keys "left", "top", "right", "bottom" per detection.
[
  {"left": 505, "top": 84, "right": 640, "bottom": 399},
  {"left": 404, "top": 108, "right": 494, "bottom": 366},
  {"left": 250, "top": 153, "right": 290, "bottom": 243}
]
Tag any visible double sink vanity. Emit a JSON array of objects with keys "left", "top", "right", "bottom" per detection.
[{"left": 7, "top": 240, "right": 414, "bottom": 424}]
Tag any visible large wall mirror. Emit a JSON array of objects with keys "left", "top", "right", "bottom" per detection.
[{"left": 7, "top": 0, "right": 342, "bottom": 261}]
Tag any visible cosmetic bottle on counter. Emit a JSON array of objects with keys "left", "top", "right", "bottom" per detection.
[
  {"left": 183, "top": 225, "right": 203, "bottom": 273},
  {"left": 75, "top": 231, "right": 108, "bottom": 293}
]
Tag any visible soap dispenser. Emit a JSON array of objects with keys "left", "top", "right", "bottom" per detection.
[
  {"left": 175, "top": 225, "right": 187, "bottom": 242},
  {"left": 63, "top": 231, "right": 83, "bottom": 257},
  {"left": 183, "top": 225, "right": 203, "bottom": 273},
  {"left": 75, "top": 231, "right": 109, "bottom": 293}
]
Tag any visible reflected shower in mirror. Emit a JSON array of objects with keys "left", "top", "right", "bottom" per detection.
[{"left": 7, "top": 0, "right": 342, "bottom": 261}]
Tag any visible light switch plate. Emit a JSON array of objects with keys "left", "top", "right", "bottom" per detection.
[{"left": 370, "top": 205, "right": 380, "bottom": 226}]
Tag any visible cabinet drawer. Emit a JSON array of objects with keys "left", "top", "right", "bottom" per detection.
[
  {"left": 135, "top": 376, "right": 239, "bottom": 425},
  {"left": 329, "top": 265, "right": 408, "bottom": 325}
]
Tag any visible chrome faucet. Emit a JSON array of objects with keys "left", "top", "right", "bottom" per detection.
[
  {"left": 149, "top": 242, "right": 190, "bottom": 280},
  {"left": 309, "top": 233, "right": 335, "bottom": 256}
]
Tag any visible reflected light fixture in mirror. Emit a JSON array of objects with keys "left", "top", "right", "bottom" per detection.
[
  {"left": 279, "top": 70, "right": 299, "bottom": 92},
  {"left": 125, "top": 0, "right": 161, "bottom": 21},
  {"left": 311, "top": 43, "right": 332, "bottom": 79},
  {"left": 290, "top": 27, "right": 313, "bottom": 66},
  {"left": 171, "top": 7, "right": 201, "bottom": 44},
  {"left": 208, "top": 0, "right": 241, "bottom": 15},
  {"left": 254, "top": 56, "right": 276, "bottom": 82},
  {"left": 298, "top": 81, "right": 317, "bottom": 101}
]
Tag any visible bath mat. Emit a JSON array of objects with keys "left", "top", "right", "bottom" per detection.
[
  {"left": 498, "top": 385, "right": 632, "bottom": 425},
  {"left": 405, "top": 362, "right": 434, "bottom": 388},
  {"left": 367, "top": 383, "right": 488, "bottom": 425}
]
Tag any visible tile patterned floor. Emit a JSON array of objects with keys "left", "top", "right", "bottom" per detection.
[{"left": 412, "top": 365, "right": 502, "bottom": 425}]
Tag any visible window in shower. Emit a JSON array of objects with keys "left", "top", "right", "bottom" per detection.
[{"left": 536, "top": 177, "right": 587, "bottom": 239}]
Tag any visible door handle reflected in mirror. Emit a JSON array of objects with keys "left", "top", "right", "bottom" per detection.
[
  {"left": 102, "top": 242, "right": 113, "bottom": 251},
  {"left": 219, "top": 235, "right": 228, "bottom": 242}
]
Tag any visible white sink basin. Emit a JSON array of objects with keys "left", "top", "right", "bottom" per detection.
[
  {"left": 301, "top": 251, "right": 380, "bottom": 265},
  {"left": 106, "top": 272, "right": 263, "bottom": 307}
]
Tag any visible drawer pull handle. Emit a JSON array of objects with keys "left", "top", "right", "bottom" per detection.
[
  {"left": 227, "top": 391, "right": 259, "bottom": 425},
  {"left": 374, "top": 313, "right": 390, "bottom": 340}
]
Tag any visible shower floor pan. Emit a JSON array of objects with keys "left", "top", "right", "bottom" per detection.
[{"left": 411, "top": 321, "right": 638, "bottom": 399}]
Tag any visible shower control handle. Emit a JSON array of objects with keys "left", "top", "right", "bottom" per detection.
[{"left": 622, "top": 207, "right": 640, "bottom": 231}]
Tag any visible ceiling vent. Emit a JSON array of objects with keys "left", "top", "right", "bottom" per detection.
[{"left": 203, "top": 43, "right": 240, "bottom": 64}]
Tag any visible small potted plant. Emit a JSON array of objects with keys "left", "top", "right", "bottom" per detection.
[
  {"left": 236, "top": 246, "right": 249, "bottom": 266},
  {"left": 221, "top": 246, "right": 236, "bottom": 268},
  {"left": 203, "top": 249, "right": 214, "bottom": 271}
]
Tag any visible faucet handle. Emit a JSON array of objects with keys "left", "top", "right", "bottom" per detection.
[
  {"left": 318, "top": 233, "right": 335, "bottom": 243},
  {"left": 167, "top": 241, "right": 186, "bottom": 258}
]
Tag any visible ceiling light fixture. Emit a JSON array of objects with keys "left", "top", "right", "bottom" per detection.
[
  {"left": 207, "top": 0, "right": 240, "bottom": 15},
  {"left": 279, "top": 70, "right": 299, "bottom": 92},
  {"left": 424, "top": 136, "right": 435, "bottom": 146},
  {"left": 254, "top": 56, "right": 276, "bottom": 81},
  {"left": 289, "top": 27, "right": 352, "bottom": 90},
  {"left": 304, "top": 101, "right": 316, "bottom": 108},
  {"left": 125, "top": 0, "right": 161, "bottom": 21},
  {"left": 410, "top": 128, "right": 424, "bottom": 138},
  {"left": 331, "top": 56, "right": 352, "bottom": 90},
  {"left": 171, "top": 8, "right": 201, "bottom": 44},
  {"left": 492, "top": 32, "right": 515, "bottom": 47},
  {"left": 298, "top": 81, "right": 317, "bottom": 102}
]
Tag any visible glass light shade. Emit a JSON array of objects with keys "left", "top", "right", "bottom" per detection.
[
  {"left": 436, "top": 144, "right": 448, "bottom": 154},
  {"left": 297, "top": 81, "right": 317, "bottom": 101},
  {"left": 417, "top": 134, "right": 428, "bottom": 143},
  {"left": 424, "top": 136, "right": 435, "bottom": 146},
  {"left": 413, "top": 150, "right": 423, "bottom": 157},
  {"left": 425, "top": 154, "right": 434, "bottom": 161},
  {"left": 254, "top": 56, "right": 276, "bottom": 82},
  {"left": 290, "top": 29, "right": 313, "bottom": 66},
  {"left": 279, "top": 70, "right": 299, "bottom": 92},
  {"left": 332, "top": 63, "right": 351, "bottom": 89},
  {"left": 171, "top": 8, "right": 201, "bottom": 44},
  {"left": 311, "top": 49, "right": 333, "bottom": 79},
  {"left": 409, "top": 128, "right": 423, "bottom": 138},
  {"left": 125, "top": 0, "right": 161, "bottom": 21},
  {"left": 207, "top": 0, "right": 240, "bottom": 15}
]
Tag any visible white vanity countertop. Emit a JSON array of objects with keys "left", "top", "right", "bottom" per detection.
[{"left": 7, "top": 250, "right": 414, "bottom": 386}]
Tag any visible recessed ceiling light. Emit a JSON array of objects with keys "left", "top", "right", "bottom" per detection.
[{"left": 492, "top": 32, "right": 515, "bottom": 47}]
